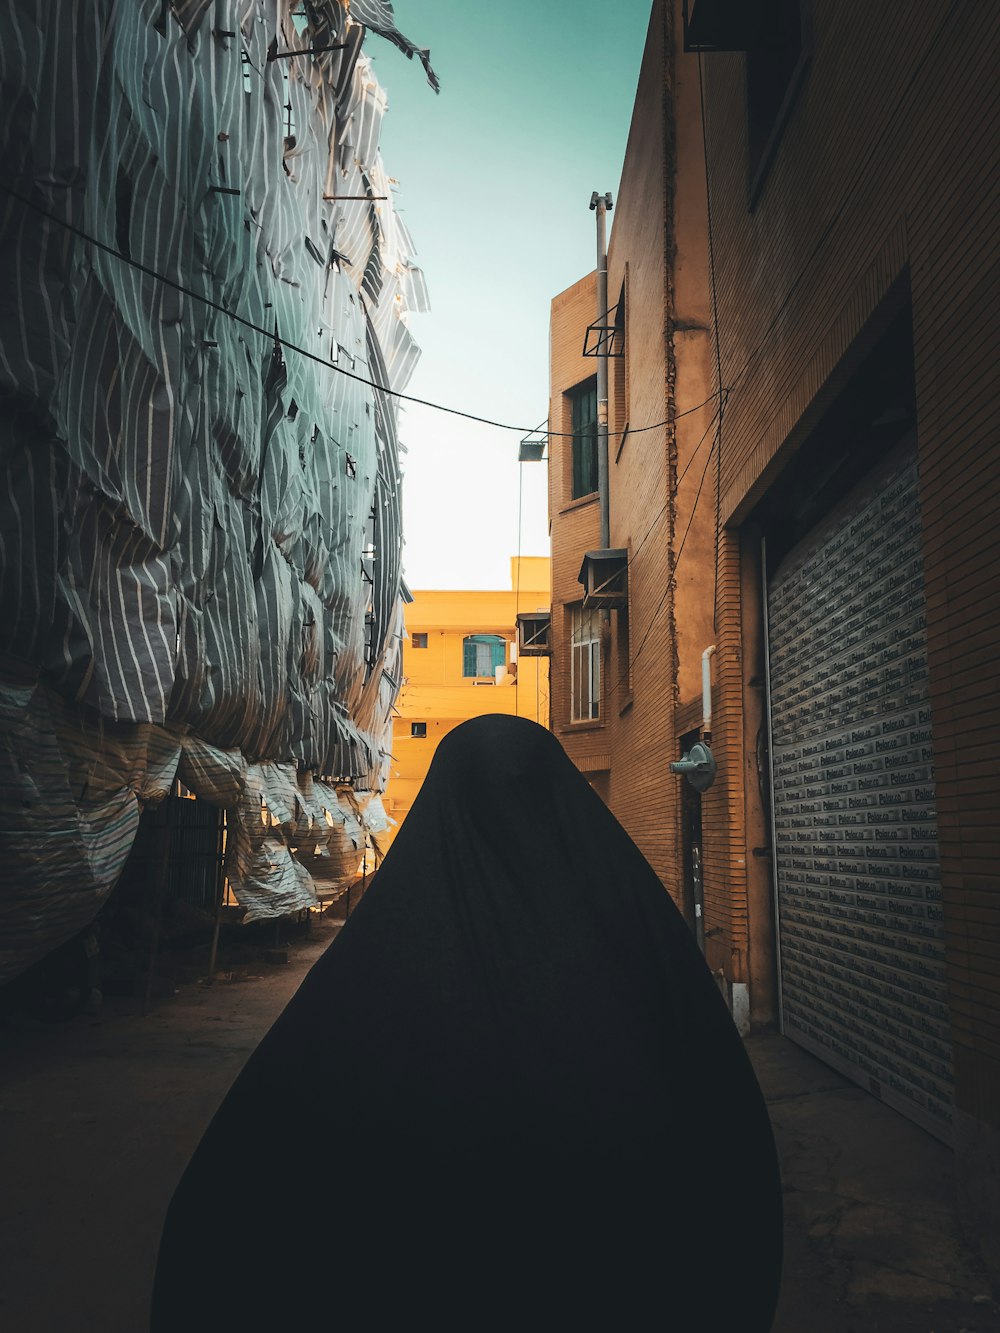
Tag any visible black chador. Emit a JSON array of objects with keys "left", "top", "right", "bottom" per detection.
[{"left": 152, "top": 714, "right": 782, "bottom": 1330}]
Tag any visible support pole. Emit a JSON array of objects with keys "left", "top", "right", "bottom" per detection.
[
  {"left": 590, "top": 190, "right": 614, "bottom": 550},
  {"left": 142, "top": 796, "right": 173, "bottom": 1016},
  {"left": 206, "top": 809, "right": 227, "bottom": 984}
]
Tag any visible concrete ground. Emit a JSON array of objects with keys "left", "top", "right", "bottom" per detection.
[
  {"left": 1, "top": 924, "right": 997, "bottom": 1332},
  {"left": 753, "top": 1036, "right": 998, "bottom": 1332}
]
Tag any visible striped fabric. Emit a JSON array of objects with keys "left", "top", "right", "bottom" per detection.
[
  {"left": 348, "top": 0, "right": 440, "bottom": 92},
  {"left": 0, "top": 0, "right": 431, "bottom": 976}
]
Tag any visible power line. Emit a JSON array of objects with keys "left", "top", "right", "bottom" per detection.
[
  {"left": 712, "top": 0, "right": 961, "bottom": 413},
  {"left": 626, "top": 399, "right": 722, "bottom": 574},
  {"left": 698, "top": 53, "right": 725, "bottom": 636},
  {"left": 0, "top": 182, "right": 721, "bottom": 442},
  {"left": 601, "top": 2, "right": 962, "bottom": 715},
  {"left": 627, "top": 432, "right": 718, "bottom": 681},
  {"left": 601, "top": 427, "right": 718, "bottom": 715}
]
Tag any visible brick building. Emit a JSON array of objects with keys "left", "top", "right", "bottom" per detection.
[
  {"left": 548, "top": 0, "right": 999, "bottom": 1259},
  {"left": 548, "top": 0, "right": 716, "bottom": 937}
]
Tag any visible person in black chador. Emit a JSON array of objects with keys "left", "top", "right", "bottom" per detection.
[{"left": 152, "top": 714, "right": 782, "bottom": 1331}]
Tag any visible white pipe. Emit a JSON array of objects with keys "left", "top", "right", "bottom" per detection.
[{"left": 702, "top": 644, "right": 716, "bottom": 736}]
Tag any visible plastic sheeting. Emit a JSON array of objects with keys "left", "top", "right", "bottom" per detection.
[
  {"left": 0, "top": 677, "right": 180, "bottom": 981},
  {"left": 0, "top": 0, "right": 432, "bottom": 979}
]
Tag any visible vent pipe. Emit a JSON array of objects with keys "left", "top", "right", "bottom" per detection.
[{"left": 590, "top": 190, "right": 613, "bottom": 549}]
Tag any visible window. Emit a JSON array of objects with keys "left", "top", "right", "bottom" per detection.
[
  {"left": 570, "top": 606, "right": 601, "bottom": 721},
  {"left": 410, "top": 722, "right": 427, "bottom": 738},
  {"left": 569, "top": 378, "right": 598, "bottom": 499},
  {"left": 462, "top": 634, "right": 507, "bottom": 679},
  {"left": 411, "top": 632, "right": 428, "bottom": 649},
  {"left": 746, "top": 1, "right": 809, "bottom": 196}
]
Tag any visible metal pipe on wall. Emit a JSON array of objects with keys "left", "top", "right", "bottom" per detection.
[{"left": 591, "top": 191, "right": 614, "bottom": 550}]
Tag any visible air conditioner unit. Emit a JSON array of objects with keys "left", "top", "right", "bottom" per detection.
[
  {"left": 578, "top": 549, "right": 628, "bottom": 610},
  {"left": 516, "top": 611, "right": 551, "bottom": 656}
]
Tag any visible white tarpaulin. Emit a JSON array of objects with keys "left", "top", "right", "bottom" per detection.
[{"left": 0, "top": 0, "right": 433, "bottom": 976}]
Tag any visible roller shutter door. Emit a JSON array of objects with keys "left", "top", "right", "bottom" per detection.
[{"left": 766, "top": 452, "right": 953, "bottom": 1140}]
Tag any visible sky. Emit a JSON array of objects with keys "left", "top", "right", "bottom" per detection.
[{"left": 371, "top": 0, "right": 652, "bottom": 591}]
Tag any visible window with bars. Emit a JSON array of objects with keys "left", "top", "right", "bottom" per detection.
[
  {"left": 569, "top": 378, "right": 598, "bottom": 499},
  {"left": 462, "top": 634, "right": 507, "bottom": 679},
  {"left": 570, "top": 606, "right": 601, "bottom": 721}
]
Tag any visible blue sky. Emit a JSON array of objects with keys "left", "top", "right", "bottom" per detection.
[{"left": 373, "top": 0, "right": 652, "bottom": 590}]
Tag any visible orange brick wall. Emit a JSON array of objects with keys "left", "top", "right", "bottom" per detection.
[
  {"left": 548, "top": 0, "right": 715, "bottom": 912},
  {"left": 697, "top": 1, "right": 1000, "bottom": 1127}
]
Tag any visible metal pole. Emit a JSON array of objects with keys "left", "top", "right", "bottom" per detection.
[
  {"left": 206, "top": 809, "right": 226, "bottom": 984},
  {"left": 142, "top": 797, "right": 173, "bottom": 1016},
  {"left": 590, "top": 191, "right": 613, "bottom": 550}
]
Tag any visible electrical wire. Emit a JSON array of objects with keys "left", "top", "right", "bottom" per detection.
[
  {"left": 599, "top": 427, "right": 718, "bottom": 716},
  {"left": 711, "top": 0, "right": 961, "bottom": 414},
  {"left": 698, "top": 53, "right": 725, "bottom": 637},
  {"left": 514, "top": 455, "right": 523, "bottom": 716},
  {"left": 0, "top": 181, "right": 721, "bottom": 442},
  {"left": 0, "top": 4, "right": 958, "bottom": 461},
  {"left": 600, "top": 2, "right": 962, "bottom": 718},
  {"left": 625, "top": 399, "right": 722, "bottom": 574},
  {"left": 627, "top": 433, "right": 717, "bottom": 681}
]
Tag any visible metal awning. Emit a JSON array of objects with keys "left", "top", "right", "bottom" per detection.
[{"left": 578, "top": 549, "right": 628, "bottom": 610}]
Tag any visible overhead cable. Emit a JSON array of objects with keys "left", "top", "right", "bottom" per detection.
[{"left": 0, "top": 183, "right": 721, "bottom": 442}]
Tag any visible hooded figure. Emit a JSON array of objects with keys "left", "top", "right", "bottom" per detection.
[{"left": 152, "top": 714, "right": 782, "bottom": 1331}]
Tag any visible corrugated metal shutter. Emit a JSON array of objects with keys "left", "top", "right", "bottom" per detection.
[{"left": 766, "top": 451, "right": 953, "bottom": 1140}]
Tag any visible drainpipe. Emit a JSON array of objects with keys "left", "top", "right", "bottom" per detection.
[
  {"left": 702, "top": 643, "right": 716, "bottom": 737},
  {"left": 590, "top": 190, "right": 613, "bottom": 550}
]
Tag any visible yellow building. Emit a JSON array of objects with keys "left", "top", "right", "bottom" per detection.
[{"left": 383, "top": 557, "right": 550, "bottom": 847}]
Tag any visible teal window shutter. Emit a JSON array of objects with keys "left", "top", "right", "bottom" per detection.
[{"left": 462, "top": 634, "right": 506, "bottom": 677}]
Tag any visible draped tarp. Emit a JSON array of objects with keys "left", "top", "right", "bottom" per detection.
[
  {"left": 0, "top": 678, "right": 180, "bottom": 982},
  {"left": 0, "top": 0, "right": 429, "bottom": 978},
  {"left": 349, "top": 0, "right": 440, "bottom": 92}
]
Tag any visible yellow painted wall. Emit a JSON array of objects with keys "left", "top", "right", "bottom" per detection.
[{"left": 382, "top": 557, "right": 550, "bottom": 849}]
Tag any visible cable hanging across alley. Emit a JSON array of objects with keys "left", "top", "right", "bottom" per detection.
[
  {"left": 0, "top": 183, "right": 722, "bottom": 443},
  {"left": 604, "top": 426, "right": 719, "bottom": 715},
  {"left": 631, "top": 435, "right": 717, "bottom": 674},
  {"left": 3, "top": 6, "right": 960, "bottom": 454},
  {"left": 696, "top": 0, "right": 962, "bottom": 420},
  {"left": 625, "top": 398, "right": 723, "bottom": 575},
  {"left": 698, "top": 53, "right": 726, "bottom": 634}
]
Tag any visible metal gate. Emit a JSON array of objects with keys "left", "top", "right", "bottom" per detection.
[{"left": 765, "top": 451, "right": 953, "bottom": 1140}]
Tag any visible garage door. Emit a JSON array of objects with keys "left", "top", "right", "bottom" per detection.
[{"left": 766, "top": 451, "right": 953, "bottom": 1140}]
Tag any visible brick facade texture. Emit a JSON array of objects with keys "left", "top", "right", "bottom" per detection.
[
  {"left": 699, "top": 0, "right": 1000, "bottom": 1132},
  {"left": 548, "top": 0, "right": 999, "bottom": 1257},
  {"left": 548, "top": 0, "right": 715, "bottom": 921}
]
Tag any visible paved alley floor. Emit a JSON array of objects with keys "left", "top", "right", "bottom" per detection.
[
  {"left": 751, "top": 1034, "right": 998, "bottom": 1332},
  {"left": 1, "top": 926, "right": 997, "bottom": 1331},
  {"left": 0, "top": 918, "right": 339, "bottom": 1333}
]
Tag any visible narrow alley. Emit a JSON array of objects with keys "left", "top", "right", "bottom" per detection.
[
  {"left": 1, "top": 1, "right": 999, "bottom": 1327},
  {"left": 1, "top": 933, "right": 995, "bottom": 1332}
]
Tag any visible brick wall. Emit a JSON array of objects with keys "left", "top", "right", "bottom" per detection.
[
  {"left": 547, "top": 0, "right": 715, "bottom": 910},
  {"left": 696, "top": 0, "right": 1000, "bottom": 1212}
]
